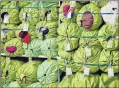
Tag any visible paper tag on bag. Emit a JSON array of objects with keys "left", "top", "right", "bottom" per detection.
[
  {"left": 56, "top": 56, "right": 61, "bottom": 60},
  {"left": 66, "top": 67, "right": 72, "bottom": 76},
  {"left": 23, "top": 23, "right": 29, "bottom": 31},
  {"left": 29, "top": 57, "right": 32, "bottom": 63},
  {"left": 4, "top": 14, "right": 9, "bottom": 23},
  {"left": 23, "top": 43, "right": 28, "bottom": 49},
  {"left": 23, "top": 13, "right": 26, "bottom": 19},
  {"left": 6, "top": 57, "right": 10, "bottom": 64},
  {"left": 84, "top": 66, "right": 90, "bottom": 75},
  {"left": 47, "top": 13, "right": 52, "bottom": 21},
  {"left": 67, "top": 12, "right": 72, "bottom": 19},
  {"left": 65, "top": 42, "right": 71, "bottom": 51},
  {"left": 107, "top": 39, "right": 113, "bottom": 48},
  {"left": 85, "top": 46, "right": 91, "bottom": 57},
  {"left": 108, "top": 67, "right": 114, "bottom": 77},
  {"left": 70, "top": 1, "right": 76, "bottom": 7},
  {"left": 116, "top": 36, "right": 119, "bottom": 39}
]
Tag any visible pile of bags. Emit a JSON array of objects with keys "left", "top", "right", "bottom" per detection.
[
  {"left": 1, "top": 57, "right": 59, "bottom": 88},
  {"left": 1, "top": 1, "right": 119, "bottom": 87}
]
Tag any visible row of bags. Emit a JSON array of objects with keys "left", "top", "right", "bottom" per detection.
[
  {"left": 1, "top": 23, "right": 119, "bottom": 55},
  {"left": 1, "top": 1, "right": 118, "bottom": 30},
  {"left": 1, "top": 58, "right": 58, "bottom": 87},
  {"left": 1, "top": 57, "right": 119, "bottom": 87},
  {"left": 1, "top": 1, "right": 58, "bottom": 26},
  {"left": 1, "top": 37, "right": 119, "bottom": 73}
]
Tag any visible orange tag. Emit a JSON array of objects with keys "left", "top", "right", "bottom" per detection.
[{"left": 47, "top": 56, "right": 51, "bottom": 62}]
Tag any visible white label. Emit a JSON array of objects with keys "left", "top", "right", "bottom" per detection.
[
  {"left": 116, "top": 36, "right": 119, "bottom": 39},
  {"left": 70, "top": 1, "right": 76, "bottom": 7},
  {"left": 6, "top": 57, "right": 10, "bottom": 64},
  {"left": 23, "top": 43, "right": 28, "bottom": 49},
  {"left": 4, "top": 14, "right": 9, "bottom": 23},
  {"left": 113, "top": 10, "right": 117, "bottom": 24},
  {"left": 23, "top": 23, "right": 29, "bottom": 31},
  {"left": 67, "top": 12, "right": 72, "bottom": 19},
  {"left": 47, "top": 13, "right": 52, "bottom": 21},
  {"left": 66, "top": 67, "right": 72, "bottom": 76},
  {"left": 107, "top": 39, "right": 113, "bottom": 48},
  {"left": 108, "top": 67, "right": 114, "bottom": 77},
  {"left": 29, "top": 57, "right": 32, "bottom": 63},
  {"left": 23, "top": 13, "right": 26, "bottom": 19},
  {"left": 84, "top": 66, "right": 90, "bottom": 75},
  {"left": 85, "top": 46, "right": 91, "bottom": 57},
  {"left": 65, "top": 42, "right": 71, "bottom": 51},
  {"left": 56, "top": 56, "right": 61, "bottom": 60}
]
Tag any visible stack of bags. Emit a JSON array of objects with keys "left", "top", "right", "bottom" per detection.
[
  {"left": 1, "top": 1, "right": 59, "bottom": 58},
  {"left": 1, "top": 1, "right": 119, "bottom": 88},
  {"left": 57, "top": 1, "right": 119, "bottom": 88},
  {"left": 1, "top": 57, "right": 59, "bottom": 88},
  {"left": 57, "top": 1, "right": 83, "bottom": 73},
  {"left": 23, "top": 1, "right": 59, "bottom": 58}
]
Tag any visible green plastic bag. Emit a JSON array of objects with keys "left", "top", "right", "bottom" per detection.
[
  {"left": 57, "top": 59, "right": 80, "bottom": 72},
  {"left": 57, "top": 23, "right": 80, "bottom": 51},
  {"left": 1, "top": 1, "right": 21, "bottom": 24},
  {"left": 99, "top": 73, "right": 119, "bottom": 87},
  {"left": 38, "top": 2, "right": 59, "bottom": 21},
  {"left": 98, "top": 24, "right": 118, "bottom": 51},
  {"left": 79, "top": 30, "right": 102, "bottom": 48},
  {"left": 1, "top": 30, "right": 16, "bottom": 43},
  {"left": 73, "top": 47, "right": 101, "bottom": 73},
  {"left": 59, "top": 1, "right": 83, "bottom": 23},
  {"left": 1, "top": 1, "right": 10, "bottom": 7},
  {"left": 25, "top": 39, "right": 42, "bottom": 57},
  {"left": 58, "top": 75, "right": 74, "bottom": 87},
  {"left": 7, "top": 81, "right": 21, "bottom": 88},
  {"left": 57, "top": 22, "right": 81, "bottom": 36},
  {"left": 40, "top": 38, "right": 58, "bottom": 57},
  {"left": 4, "top": 38, "right": 24, "bottom": 56},
  {"left": 37, "top": 60, "right": 58, "bottom": 84},
  {"left": 1, "top": 57, "right": 6, "bottom": 73},
  {"left": 91, "top": 1, "right": 108, "bottom": 8},
  {"left": 71, "top": 72, "right": 99, "bottom": 87},
  {"left": 19, "top": 2, "right": 39, "bottom": 27},
  {"left": 99, "top": 49, "right": 119, "bottom": 73},
  {"left": 16, "top": 61, "right": 41, "bottom": 87},
  {"left": 36, "top": 21, "right": 58, "bottom": 39},
  {"left": 77, "top": 3, "right": 102, "bottom": 30},
  {"left": 2, "top": 59, "right": 24, "bottom": 84},
  {"left": 57, "top": 36, "right": 79, "bottom": 52},
  {"left": 58, "top": 49, "right": 74, "bottom": 60}
]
